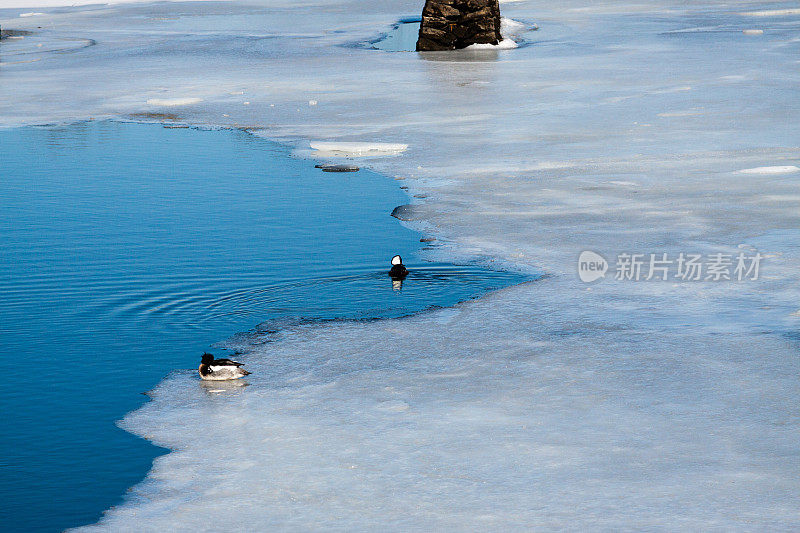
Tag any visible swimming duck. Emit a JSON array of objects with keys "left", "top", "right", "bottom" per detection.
[
  {"left": 198, "top": 353, "right": 251, "bottom": 381},
  {"left": 389, "top": 255, "right": 408, "bottom": 280}
]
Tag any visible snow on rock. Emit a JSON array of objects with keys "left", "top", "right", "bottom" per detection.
[{"left": 466, "top": 39, "right": 518, "bottom": 50}]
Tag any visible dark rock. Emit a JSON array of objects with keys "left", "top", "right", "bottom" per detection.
[
  {"left": 417, "top": 0, "right": 502, "bottom": 51},
  {"left": 1, "top": 28, "right": 32, "bottom": 40},
  {"left": 130, "top": 112, "right": 180, "bottom": 121},
  {"left": 314, "top": 164, "right": 360, "bottom": 173}
]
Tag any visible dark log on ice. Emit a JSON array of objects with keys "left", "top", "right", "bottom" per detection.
[
  {"left": 416, "top": 0, "right": 502, "bottom": 51},
  {"left": 314, "top": 164, "right": 360, "bottom": 173}
]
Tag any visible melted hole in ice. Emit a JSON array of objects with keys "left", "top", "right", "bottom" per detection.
[{"left": 371, "top": 17, "right": 422, "bottom": 52}]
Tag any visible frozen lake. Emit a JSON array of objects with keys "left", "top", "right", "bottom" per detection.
[{"left": 1, "top": 0, "right": 799, "bottom": 530}]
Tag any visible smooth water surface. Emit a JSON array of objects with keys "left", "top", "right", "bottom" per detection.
[
  {"left": 372, "top": 19, "right": 421, "bottom": 52},
  {"left": 0, "top": 121, "right": 527, "bottom": 532}
]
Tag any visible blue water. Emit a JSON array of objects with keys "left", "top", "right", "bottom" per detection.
[
  {"left": 0, "top": 121, "right": 527, "bottom": 532},
  {"left": 371, "top": 19, "right": 421, "bottom": 52}
]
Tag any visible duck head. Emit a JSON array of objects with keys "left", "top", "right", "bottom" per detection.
[
  {"left": 391, "top": 255, "right": 403, "bottom": 266},
  {"left": 201, "top": 353, "right": 214, "bottom": 365}
]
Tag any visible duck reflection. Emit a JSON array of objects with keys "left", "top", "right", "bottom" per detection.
[{"left": 200, "top": 379, "right": 249, "bottom": 396}]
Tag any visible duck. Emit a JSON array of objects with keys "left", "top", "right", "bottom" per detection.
[
  {"left": 389, "top": 254, "right": 408, "bottom": 279},
  {"left": 198, "top": 353, "right": 251, "bottom": 381}
]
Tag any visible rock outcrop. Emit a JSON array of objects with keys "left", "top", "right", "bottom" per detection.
[{"left": 416, "top": 0, "right": 502, "bottom": 51}]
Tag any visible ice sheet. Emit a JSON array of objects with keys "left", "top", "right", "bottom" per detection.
[
  {"left": 75, "top": 287, "right": 800, "bottom": 531},
  {"left": 1, "top": 0, "right": 798, "bottom": 529},
  {"left": 308, "top": 141, "right": 409, "bottom": 157},
  {"left": 738, "top": 165, "right": 800, "bottom": 174},
  {"left": 145, "top": 97, "right": 203, "bottom": 106}
]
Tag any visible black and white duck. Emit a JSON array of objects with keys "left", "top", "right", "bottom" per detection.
[
  {"left": 198, "top": 353, "right": 251, "bottom": 381},
  {"left": 389, "top": 255, "right": 408, "bottom": 279}
]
